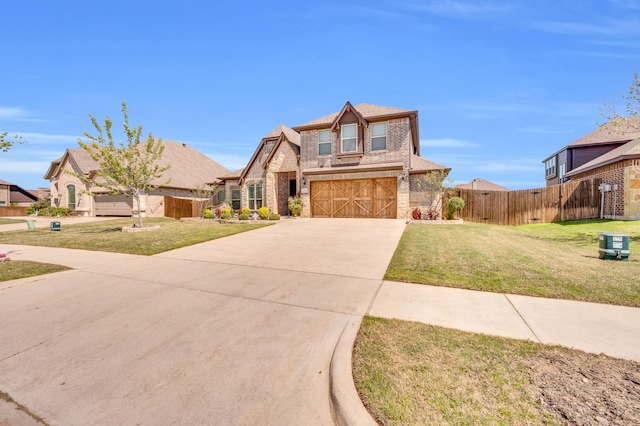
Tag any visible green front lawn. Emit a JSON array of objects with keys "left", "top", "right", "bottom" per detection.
[
  {"left": 385, "top": 220, "right": 640, "bottom": 307},
  {"left": 0, "top": 217, "right": 271, "bottom": 255}
]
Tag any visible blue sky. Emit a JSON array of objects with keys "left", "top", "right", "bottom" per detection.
[{"left": 2, "top": 0, "right": 639, "bottom": 190}]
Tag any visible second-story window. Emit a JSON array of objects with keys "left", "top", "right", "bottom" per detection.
[
  {"left": 341, "top": 124, "right": 357, "bottom": 152},
  {"left": 545, "top": 157, "right": 556, "bottom": 178},
  {"left": 371, "top": 123, "right": 387, "bottom": 151},
  {"left": 319, "top": 130, "right": 331, "bottom": 156}
]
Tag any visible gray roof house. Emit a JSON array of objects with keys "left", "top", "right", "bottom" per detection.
[{"left": 44, "top": 140, "right": 229, "bottom": 217}]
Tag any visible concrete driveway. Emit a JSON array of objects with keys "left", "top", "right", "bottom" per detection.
[{"left": 0, "top": 218, "right": 405, "bottom": 425}]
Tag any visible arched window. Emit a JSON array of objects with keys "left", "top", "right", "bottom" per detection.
[{"left": 67, "top": 184, "right": 76, "bottom": 210}]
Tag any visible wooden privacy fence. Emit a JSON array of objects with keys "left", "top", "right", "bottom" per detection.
[
  {"left": 0, "top": 206, "right": 29, "bottom": 217},
  {"left": 164, "top": 196, "right": 195, "bottom": 220},
  {"left": 451, "top": 179, "right": 602, "bottom": 225}
]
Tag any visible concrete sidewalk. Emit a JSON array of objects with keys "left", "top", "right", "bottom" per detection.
[{"left": 369, "top": 281, "right": 640, "bottom": 362}]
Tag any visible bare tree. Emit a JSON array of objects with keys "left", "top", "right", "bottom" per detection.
[{"left": 601, "top": 72, "right": 640, "bottom": 133}]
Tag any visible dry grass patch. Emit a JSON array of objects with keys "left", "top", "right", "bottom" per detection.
[
  {"left": 353, "top": 317, "right": 640, "bottom": 425},
  {"left": 385, "top": 221, "right": 640, "bottom": 307},
  {"left": 0, "top": 260, "right": 70, "bottom": 282},
  {"left": 0, "top": 218, "right": 25, "bottom": 225}
]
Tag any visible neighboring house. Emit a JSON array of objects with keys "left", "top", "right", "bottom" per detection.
[
  {"left": 44, "top": 140, "right": 229, "bottom": 217},
  {"left": 542, "top": 117, "right": 640, "bottom": 186},
  {"left": 221, "top": 101, "right": 449, "bottom": 219},
  {"left": 543, "top": 117, "right": 640, "bottom": 219},
  {"left": 455, "top": 178, "right": 509, "bottom": 191},
  {"left": 0, "top": 179, "right": 39, "bottom": 206}
]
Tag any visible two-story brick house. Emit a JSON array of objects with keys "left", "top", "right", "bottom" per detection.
[
  {"left": 542, "top": 117, "right": 640, "bottom": 219},
  {"left": 222, "top": 102, "right": 449, "bottom": 219}
]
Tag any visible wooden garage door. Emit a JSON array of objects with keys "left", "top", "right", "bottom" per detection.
[
  {"left": 94, "top": 194, "right": 133, "bottom": 216},
  {"left": 311, "top": 177, "right": 397, "bottom": 218}
]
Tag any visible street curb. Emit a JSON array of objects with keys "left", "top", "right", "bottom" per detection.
[{"left": 329, "top": 316, "right": 378, "bottom": 426}]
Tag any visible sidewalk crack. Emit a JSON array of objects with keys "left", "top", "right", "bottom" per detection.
[{"left": 504, "top": 294, "right": 542, "bottom": 343}]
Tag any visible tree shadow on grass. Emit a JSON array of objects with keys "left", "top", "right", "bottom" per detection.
[{"left": 80, "top": 228, "right": 123, "bottom": 234}]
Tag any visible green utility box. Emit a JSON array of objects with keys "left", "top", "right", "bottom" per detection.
[
  {"left": 26, "top": 219, "right": 36, "bottom": 230},
  {"left": 598, "top": 233, "right": 629, "bottom": 261},
  {"left": 50, "top": 221, "right": 61, "bottom": 232}
]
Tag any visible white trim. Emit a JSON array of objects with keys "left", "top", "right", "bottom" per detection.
[
  {"left": 341, "top": 124, "right": 357, "bottom": 153},
  {"left": 371, "top": 122, "right": 387, "bottom": 151}
]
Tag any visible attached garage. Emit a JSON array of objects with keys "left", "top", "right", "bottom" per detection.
[
  {"left": 94, "top": 194, "right": 134, "bottom": 216},
  {"left": 311, "top": 177, "right": 397, "bottom": 218}
]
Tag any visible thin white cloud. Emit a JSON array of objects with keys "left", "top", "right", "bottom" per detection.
[
  {"left": 19, "top": 132, "right": 79, "bottom": 142},
  {"left": 532, "top": 19, "right": 640, "bottom": 37},
  {"left": 0, "top": 106, "right": 30, "bottom": 120},
  {"left": 514, "top": 126, "right": 575, "bottom": 135},
  {"left": 0, "top": 160, "right": 51, "bottom": 173},
  {"left": 474, "top": 159, "right": 541, "bottom": 173},
  {"left": 402, "top": 0, "right": 515, "bottom": 20},
  {"left": 421, "top": 138, "right": 476, "bottom": 148}
]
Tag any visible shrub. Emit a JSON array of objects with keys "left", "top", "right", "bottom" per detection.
[
  {"left": 257, "top": 206, "right": 270, "bottom": 220},
  {"left": 288, "top": 196, "right": 303, "bottom": 217},
  {"left": 238, "top": 213, "right": 250, "bottom": 220},
  {"left": 220, "top": 208, "right": 231, "bottom": 220},
  {"left": 215, "top": 207, "right": 222, "bottom": 218},
  {"left": 412, "top": 207, "right": 422, "bottom": 220},
  {"left": 446, "top": 197, "right": 465, "bottom": 220},
  {"left": 27, "top": 199, "right": 51, "bottom": 215},
  {"left": 203, "top": 208, "right": 214, "bottom": 219},
  {"left": 268, "top": 213, "right": 281, "bottom": 220},
  {"left": 425, "top": 208, "right": 439, "bottom": 220},
  {"left": 241, "top": 207, "right": 251, "bottom": 215}
]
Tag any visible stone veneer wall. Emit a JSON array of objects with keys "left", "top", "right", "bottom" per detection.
[
  {"left": 624, "top": 165, "right": 640, "bottom": 218},
  {"left": 266, "top": 142, "right": 298, "bottom": 215}
]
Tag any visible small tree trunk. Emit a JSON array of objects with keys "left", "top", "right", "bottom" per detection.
[{"left": 133, "top": 192, "right": 144, "bottom": 227}]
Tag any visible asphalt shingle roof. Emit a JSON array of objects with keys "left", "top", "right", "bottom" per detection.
[{"left": 566, "top": 138, "right": 640, "bottom": 176}]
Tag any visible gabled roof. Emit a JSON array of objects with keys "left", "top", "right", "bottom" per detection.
[
  {"left": 409, "top": 155, "right": 450, "bottom": 174},
  {"left": 330, "top": 101, "right": 368, "bottom": 131},
  {"left": 292, "top": 101, "right": 421, "bottom": 155},
  {"left": 43, "top": 147, "right": 98, "bottom": 180},
  {"left": 570, "top": 116, "right": 640, "bottom": 147},
  {"left": 456, "top": 178, "right": 509, "bottom": 191},
  {"left": 44, "top": 140, "right": 230, "bottom": 190},
  {"left": 565, "top": 138, "right": 640, "bottom": 177},
  {"left": 0, "top": 179, "right": 39, "bottom": 202},
  {"left": 217, "top": 168, "right": 244, "bottom": 182},
  {"left": 239, "top": 124, "right": 300, "bottom": 182},
  {"left": 294, "top": 103, "right": 415, "bottom": 129},
  {"left": 159, "top": 141, "right": 229, "bottom": 189}
]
